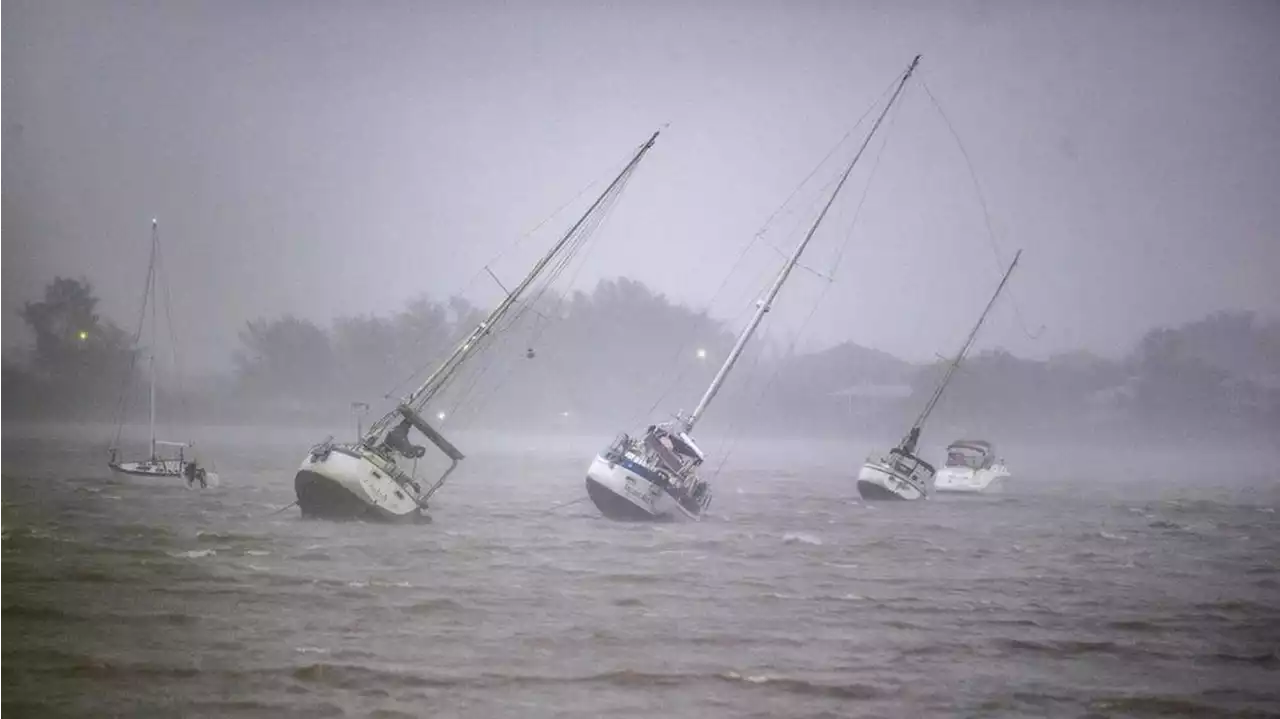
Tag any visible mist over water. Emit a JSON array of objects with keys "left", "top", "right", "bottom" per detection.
[
  {"left": 6, "top": 1, "right": 1280, "bottom": 716},
  {"left": 4, "top": 426, "right": 1279, "bottom": 717}
]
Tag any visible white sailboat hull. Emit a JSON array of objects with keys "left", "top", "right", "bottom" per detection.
[
  {"left": 109, "top": 459, "right": 219, "bottom": 488},
  {"left": 584, "top": 454, "right": 692, "bottom": 522},
  {"left": 110, "top": 459, "right": 183, "bottom": 478},
  {"left": 294, "top": 445, "right": 429, "bottom": 523},
  {"left": 934, "top": 465, "right": 1010, "bottom": 494},
  {"left": 856, "top": 455, "right": 934, "bottom": 501}
]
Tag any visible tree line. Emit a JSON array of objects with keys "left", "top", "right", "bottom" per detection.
[{"left": 5, "top": 275, "right": 1278, "bottom": 444}]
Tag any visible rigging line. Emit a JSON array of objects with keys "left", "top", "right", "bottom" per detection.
[
  {"left": 500, "top": 151, "right": 644, "bottom": 354},
  {"left": 379, "top": 148, "right": 640, "bottom": 402},
  {"left": 711, "top": 85, "right": 914, "bottom": 483},
  {"left": 538, "top": 496, "right": 589, "bottom": 514},
  {"left": 484, "top": 266, "right": 513, "bottom": 298},
  {"left": 827, "top": 75, "right": 907, "bottom": 280},
  {"left": 918, "top": 76, "right": 1045, "bottom": 341},
  {"left": 435, "top": 180, "right": 638, "bottom": 426},
  {"left": 440, "top": 306, "right": 538, "bottom": 433},
  {"left": 752, "top": 74, "right": 900, "bottom": 242},
  {"left": 524, "top": 183, "right": 630, "bottom": 348},
  {"left": 382, "top": 304, "right": 484, "bottom": 402},
  {"left": 707, "top": 316, "right": 786, "bottom": 477},
  {"left": 154, "top": 231, "right": 189, "bottom": 427},
  {"left": 111, "top": 235, "right": 158, "bottom": 450},
  {"left": 265, "top": 501, "right": 299, "bottom": 517},
  {"left": 453, "top": 214, "right": 615, "bottom": 423},
  {"left": 711, "top": 278, "right": 833, "bottom": 482},
  {"left": 629, "top": 77, "right": 910, "bottom": 426}
]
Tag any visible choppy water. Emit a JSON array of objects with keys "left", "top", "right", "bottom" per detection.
[{"left": 4, "top": 430, "right": 1279, "bottom": 718}]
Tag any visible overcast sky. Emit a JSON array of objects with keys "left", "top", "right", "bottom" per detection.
[{"left": 5, "top": 0, "right": 1279, "bottom": 372}]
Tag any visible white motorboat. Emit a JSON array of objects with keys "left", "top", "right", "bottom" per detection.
[
  {"left": 586, "top": 55, "right": 924, "bottom": 521},
  {"left": 294, "top": 131, "right": 661, "bottom": 522},
  {"left": 857, "top": 251, "right": 1023, "bottom": 501},
  {"left": 108, "top": 220, "right": 217, "bottom": 489},
  {"left": 933, "top": 439, "right": 1010, "bottom": 494}
]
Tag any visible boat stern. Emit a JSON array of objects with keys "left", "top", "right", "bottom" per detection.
[
  {"left": 856, "top": 456, "right": 932, "bottom": 501},
  {"left": 585, "top": 453, "right": 675, "bottom": 521},
  {"left": 295, "top": 444, "right": 428, "bottom": 523}
]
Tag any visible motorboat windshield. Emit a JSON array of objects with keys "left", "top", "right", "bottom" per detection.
[{"left": 945, "top": 440, "right": 994, "bottom": 470}]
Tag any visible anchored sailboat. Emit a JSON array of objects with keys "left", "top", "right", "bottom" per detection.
[
  {"left": 585, "top": 55, "right": 923, "bottom": 522},
  {"left": 856, "top": 249, "right": 1022, "bottom": 501},
  {"left": 295, "top": 130, "right": 661, "bottom": 522},
  {"left": 108, "top": 220, "right": 216, "bottom": 488}
]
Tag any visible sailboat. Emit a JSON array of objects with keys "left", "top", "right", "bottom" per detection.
[
  {"left": 294, "top": 130, "right": 661, "bottom": 522},
  {"left": 108, "top": 220, "right": 217, "bottom": 488},
  {"left": 856, "top": 250, "right": 1021, "bottom": 501},
  {"left": 585, "top": 55, "right": 923, "bottom": 522}
]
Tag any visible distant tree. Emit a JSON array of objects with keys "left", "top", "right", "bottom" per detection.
[
  {"left": 331, "top": 314, "right": 402, "bottom": 401},
  {"left": 235, "top": 316, "right": 335, "bottom": 400},
  {"left": 17, "top": 277, "right": 135, "bottom": 409}
]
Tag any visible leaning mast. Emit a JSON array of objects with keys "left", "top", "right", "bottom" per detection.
[
  {"left": 684, "top": 55, "right": 922, "bottom": 432},
  {"left": 906, "top": 248, "right": 1021, "bottom": 439},
  {"left": 363, "top": 130, "right": 661, "bottom": 443}
]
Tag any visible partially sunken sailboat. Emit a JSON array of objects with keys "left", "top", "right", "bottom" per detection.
[
  {"left": 294, "top": 131, "right": 661, "bottom": 522},
  {"left": 108, "top": 220, "right": 216, "bottom": 488},
  {"left": 584, "top": 55, "right": 923, "bottom": 522},
  {"left": 856, "top": 250, "right": 1021, "bottom": 501}
]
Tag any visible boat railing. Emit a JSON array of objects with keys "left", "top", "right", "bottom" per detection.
[
  {"left": 393, "top": 405, "right": 464, "bottom": 505},
  {"left": 604, "top": 433, "right": 632, "bottom": 461}
]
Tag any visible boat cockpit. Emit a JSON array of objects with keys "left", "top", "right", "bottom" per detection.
[{"left": 944, "top": 441, "right": 996, "bottom": 470}]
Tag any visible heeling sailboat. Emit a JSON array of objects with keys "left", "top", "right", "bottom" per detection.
[
  {"left": 856, "top": 249, "right": 1022, "bottom": 501},
  {"left": 108, "top": 220, "right": 216, "bottom": 488},
  {"left": 585, "top": 55, "right": 923, "bottom": 522},
  {"left": 294, "top": 130, "right": 661, "bottom": 523}
]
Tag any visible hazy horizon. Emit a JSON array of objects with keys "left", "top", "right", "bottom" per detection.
[{"left": 6, "top": 0, "right": 1280, "bottom": 373}]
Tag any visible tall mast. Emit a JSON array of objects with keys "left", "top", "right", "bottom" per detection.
[
  {"left": 906, "top": 249, "right": 1021, "bottom": 440},
  {"left": 148, "top": 219, "right": 158, "bottom": 460},
  {"left": 364, "top": 130, "right": 661, "bottom": 442},
  {"left": 685, "top": 55, "right": 922, "bottom": 432}
]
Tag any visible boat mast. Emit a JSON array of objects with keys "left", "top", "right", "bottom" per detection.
[
  {"left": 905, "top": 249, "right": 1021, "bottom": 442},
  {"left": 364, "top": 130, "right": 661, "bottom": 442},
  {"left": 148, "top": 220, "right": 159, "bottom": 461},
  {"left": 684, "top": 55, "right": 922, "bottom": 432}
]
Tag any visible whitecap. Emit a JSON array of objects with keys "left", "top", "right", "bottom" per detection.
[
  {"left": 295, "top": 646, "right": 330, "bottom": 654},
  {"left": 169, "top": 549, "right": 216, "bottom": 558},
  {"left": 245, "top": 550, "right": 271, "bottom": 556},
  {"left": 782, "top": 532, "right": 822, "bottom": 546}
]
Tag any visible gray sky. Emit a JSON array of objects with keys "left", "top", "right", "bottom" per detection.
[{"left": 5, "top": 0, "right": 1279, "bottom": 372}]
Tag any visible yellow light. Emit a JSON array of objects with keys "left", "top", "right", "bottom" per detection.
[{"left": 77, "top": 331, "right": 89, "bottom": 341}]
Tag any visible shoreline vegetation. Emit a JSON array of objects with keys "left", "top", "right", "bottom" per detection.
[{"left": 5, "top": 276, "right": 1278, "bottom": 446}]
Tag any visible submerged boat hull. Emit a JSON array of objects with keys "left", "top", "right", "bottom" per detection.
[
  {"left": 294, "top": 445, "right": 429, "bottom": 523},
  {"left": 934, "top": 466, "right": 1010, "bottom": 494},
  {"left": 584, "top": 454, "right": 691, "bottom": 521},
  {"left": 856, "top": 459, "right": 933, "bottom": 501}
]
